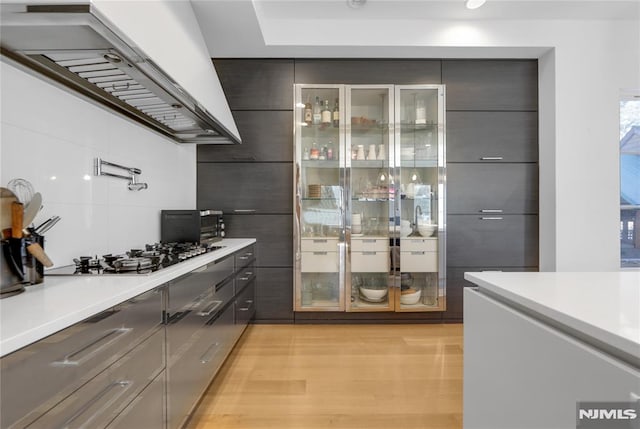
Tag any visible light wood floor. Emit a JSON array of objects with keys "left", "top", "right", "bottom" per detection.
[{"left": 187, "top": 324, "right": 463, "bottom": 429}]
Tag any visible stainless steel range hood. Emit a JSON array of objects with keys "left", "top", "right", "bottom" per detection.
[{"left": 0, "top": 3, "right": 241, "bottom": 144}]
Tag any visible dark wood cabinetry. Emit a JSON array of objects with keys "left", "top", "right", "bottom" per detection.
[
  {"left": 446, "top": 111, "right": 538, "bottom": 162},
  {"left": 447, "top": 164, "right": 539, "bottom": 214},
  {"left": 202, "top": 58, "right": 539, "bottom": 323},
  {"left": 442, "top": 60, "right": 538, "bottom": 111},
  {"left": 213, "top": 59, "right": 294, "bottom": 110},
  {"left": 197, "top": 163, "right": 292, "bottom": 214},
  {"left": 198, "top": 111, "right": 293, "bottom": 162}
]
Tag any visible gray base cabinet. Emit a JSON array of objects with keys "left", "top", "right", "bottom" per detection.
[{"left": 0, "top": 243, "right": 257, "bottom": 429}]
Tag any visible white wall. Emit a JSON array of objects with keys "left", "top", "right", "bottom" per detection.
[{"left": 0, "top": 61, "right": 196, "bottom": 267}]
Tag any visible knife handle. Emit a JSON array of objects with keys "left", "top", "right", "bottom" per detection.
[
  {"left": 11, "top": 202, "right": 23, "bottom": 239},
  {"left": 27, "top": 243, "right": 53, "bottom": 267}
]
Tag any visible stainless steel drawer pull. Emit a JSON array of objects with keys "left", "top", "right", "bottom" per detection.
[
  {"left": 481, "top": 217, "right": 504, "bottom": 220},
  {"left": 363, "top": 239, "right": 377, "bottom": 243},
  {"left": 313, "top": 251, "right": 328, "bottom": 255},
  {"left": 234, "top": 209, "right": 256, "bottom": 213},
  {"left": 200, "top": 342, "right": 220, "bottom": 364},
  {"left": 60, "top": 380, "right": 131, "bottom": 427},
  {"left": 313, "top": 239, "right": 328, "bottom": 243},
  {"left": 238, "top": 253, "right": 253, "bottom": 260},
  {"left": 410, "top": 251, "right": 425, "bottom": 255},
  {"left": 53, "top": 328, "right": 131, "bottom": 366},
  {"left": 480, "top": 209, "right": 503, "bottom": 213},
  {"left": 480, "top": 156, "right": 503, "bottom": 161},
  {"left": 197, "top": 300, "right": 223, "bottom": 317},
  {"left": 238, "top": 300, "right": 254, "bottom": 311},
  {"left": 362, "top": 251, "right": 377, "bottom": 255},
  {"left": 243, "top": 271, "right": 253, "bottom": 276}
]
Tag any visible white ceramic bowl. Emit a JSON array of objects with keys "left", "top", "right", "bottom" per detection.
[
  {"left": 360, "top": 287, "right": 388, "bottom": 301},
  {"left": 417, "top": 224, "right": 437, "bottom": 237},
  {"left": 400, "top": 288, "right": 421, "bottom": 305}
]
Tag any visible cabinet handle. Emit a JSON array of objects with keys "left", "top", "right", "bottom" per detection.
[
  {"left": 410, "top": 251, "right": 425, "bottom": 255},
  {"left": 313, "top": 251, "right": 328, "bottom": 255},
  {"left": 234, "top": 209, "right": 256, "bottom": 213},
  {"left": 362, "top": 239, "right": 377, "bottom": 243},
  {"left": 53, "top": 328, "right": 131, "bottom": 366},
  {"left": 231, "top": 156, "right": 256, "bottom": 161},
  {"left": 59, "top": 380, "right": 131, "bottom": 427},
  {"left": 362, "top": 251, "right": 377, "bottom": 255},
  {"left": 238, "top": 252, "right": 253, "bottom": 260},
  {"left": 313, "top": 239, "right": 328, "bottom": 243},
  {"left": 480, "top": 157, "right": 503, "bottom": 161},
  {"left": 480, "top": 209, "right": 503, "bottom": 213},
  {"left": 197, "top": 299, "right": 223, "bottom": 317},
  {"left": 200, "top": 342, "right": 220, "bottom": 364},
  {"left": 481, "top": 217, "right": 504, "bottom": 220}
]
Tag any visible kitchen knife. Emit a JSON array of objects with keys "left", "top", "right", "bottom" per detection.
[
  {"left": 27, "top": 242, "right": 53, "bottom": 267},
  {"left": 10, "top": 201, "right": 24, "bottom": 277},
  {"left": 36, "top": 216, "right": 61, "bottom": 235}
]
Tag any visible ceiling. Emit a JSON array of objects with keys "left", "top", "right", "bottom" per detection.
[{"left": 191, "top": 0, "right": 640, "bottom": 58}]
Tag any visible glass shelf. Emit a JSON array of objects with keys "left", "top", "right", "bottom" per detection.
[
  {"left": 350, "top": 160, "right": 389, "bottom": 168},
  {"left": 302, "top": 160, "right": 339, "bottom": 168}
]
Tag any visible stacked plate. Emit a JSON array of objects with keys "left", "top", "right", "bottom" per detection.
[{"left": 308, "top": 184, "right": 322, "bottom": 198}]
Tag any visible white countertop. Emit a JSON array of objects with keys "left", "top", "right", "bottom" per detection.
[
  {"left": 0, "top": 238, "right": 255, "bottom": 357},
  {"left": 464, "top": 271, "right": 640, "bottom": 362}
]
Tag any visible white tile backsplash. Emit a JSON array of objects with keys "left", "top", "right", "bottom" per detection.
[{"left": 1, "top": 61, "right": 196, "bottom": 267}]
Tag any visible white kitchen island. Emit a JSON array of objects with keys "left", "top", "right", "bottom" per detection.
[{"left": 463, "top": 272, "right": 640, "bottom": 429}]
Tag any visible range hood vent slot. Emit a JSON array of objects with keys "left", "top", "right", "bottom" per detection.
[{"left": 0, "top": 3, "right": 240, "bottom": 144}]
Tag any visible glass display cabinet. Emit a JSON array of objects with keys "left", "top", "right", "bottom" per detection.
[{"left": 294, "top": 84, "right": 446, "bottom": 313}]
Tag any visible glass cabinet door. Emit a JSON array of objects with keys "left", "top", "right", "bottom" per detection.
[
  {"left": 394, "top": 85, "right": 446, "bottom": 312},
  {"left": 345, "top": 86, "right": 395, "bottom": 311},
  {"left": 294, "top": 85, "right": 345, "bottom": 311}
]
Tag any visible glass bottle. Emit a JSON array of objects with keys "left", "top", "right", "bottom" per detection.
[
  {"left": 303, "top": 147, "right": 310, "bottom": 160},
  {"left": 321, "top": 99, "right": 332, "bottom": 125},
  {"left": 304, "top": 97, "right": 312, "bottom": 126},
  {"left": 332, "top": 98, "right": 339, "bottom": 128},
  {"left": 310, "top": 141, "right": 320, "bottom": 160},
  {"left": 312, "top": 96, "right": 321, "bottom": 125}
]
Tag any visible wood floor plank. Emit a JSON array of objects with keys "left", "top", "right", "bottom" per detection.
[{"left": 187, "top": 324, "right": 463, "bottom": 429}]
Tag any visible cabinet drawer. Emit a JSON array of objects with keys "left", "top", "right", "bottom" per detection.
[
  {"left": 197, "top": 163, "right": 292, "bottom": 214},
  {"left": 107, "top": 370, "right": 165, "bottom": 429},
  {"left": 301, "top": 238, "right": 340, "bottom": 252},
  {"left": 400, "top": 237, "right": 438, "bottom": 252},
  {"left": 351, "top": 251, "right": 389, "bottom": 273},
  {"left": 28, "top": 328, "right": 164, "bottom": 429},
  {"left": 351, "top": 237, "right": 388, "bottom": 252},
  {"left": 167, "top": 303, "right": 235, "bottom": 429},
  {"left": 235, "top": 262, "right": 256, "bottom": 292},
  {"left": 0, "top": 287, "right": 162, "bottom": 429},
  {"left": 224, "top": 215, "right": 292, "bottom": 268},
  {"left": 447, "top": 164, "right": 538, "bottom": 214},
  {"left": 235, "top": 244, "right": 256, "bottom": 269},
  {"left": 446, "top": 111, "right": 538, "bottom": 163},
  {"left": 236, "top": 280, "right": 256, "bottom": 328},
  {"left": 447, "top": 214, "right": 539, "bottom": 267},
  {"left": 401, "top": 251, "right": 438, "bottom": 272},
  {"left": 301, "top": 251, "right": 339, "bottom": 273},
  {"left": 169, "top": 257, "right": 234, "bottom": 313}
]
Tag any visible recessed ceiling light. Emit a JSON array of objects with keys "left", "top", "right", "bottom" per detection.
[
  {"left": 347, "top": 0, "right": 367, "bottom": 9},
  {"left": 466, "top": 0, "right": 486, "bottom": 9}
]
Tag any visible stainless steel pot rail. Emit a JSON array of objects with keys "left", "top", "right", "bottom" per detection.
[{"left": 94, "top": 157, "right": 148, "bottom": 191}]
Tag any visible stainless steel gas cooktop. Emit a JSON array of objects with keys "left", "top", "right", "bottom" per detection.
[{"left": 46, "top": 242, "right": 224, "bottom": 276}]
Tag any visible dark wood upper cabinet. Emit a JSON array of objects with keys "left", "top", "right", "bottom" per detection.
[
  {"left": 447, "top": 163, "right": 539, "bottom": 214},
  {"left": 197, "top": 111, "right": 293, "bottom": 162},
  {"left": 213, "top": 59, "right": 294, "bottom": 110},
  {"left": 197, "top": 163, "right": 292, "bottom": 214},
  {"left": 295, "top": 60, "right": 441, "bottom": 84},
  {"left": 447, "top": 111, "right": 538, "bottom": 162},
  {"left": 443, "top": 60, "right": 538, "bottom": 111}
]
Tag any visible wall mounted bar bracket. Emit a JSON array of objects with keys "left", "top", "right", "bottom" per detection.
[{"left": 94, "top": 157, "right": 148, "bottom": 191}]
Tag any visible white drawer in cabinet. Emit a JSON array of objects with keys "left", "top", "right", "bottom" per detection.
[
  {"left": 400, "top": 237, "right": 438, "bottom": 252},
  {"left": 401, "top": 251, "right": 438, "bottom": 272},
  {"left": 351, "top": 251, "right": 389, "bottom": 273},
  {"left": 301, "top": 251, "right": 339, "bottom": 273},
  {"left": 301, "top": 238, "right": 340, "bottom": 252},
  {"left": 351, "top": 237, "right": 388, "bottom": 252}
]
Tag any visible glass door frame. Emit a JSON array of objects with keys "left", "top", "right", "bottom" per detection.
[
  {"left": 393, "top": 84, "right": 447, "bottom": 312},
  {"left": 293, "top": 84, "right": 346, "bottom": 311},
  {"left": 345, "top": 84, "right": 396, "bottom": 312}
]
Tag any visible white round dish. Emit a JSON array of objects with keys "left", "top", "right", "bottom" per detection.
[
  {"left": 417, "top": 224, "right": 437, "bottom": 237},
  {"left": 400, "top": 289, "right": 422, "bottom": 305},
  {"left": 360, "top": 287, "right": 388, "bottom": 301}
]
